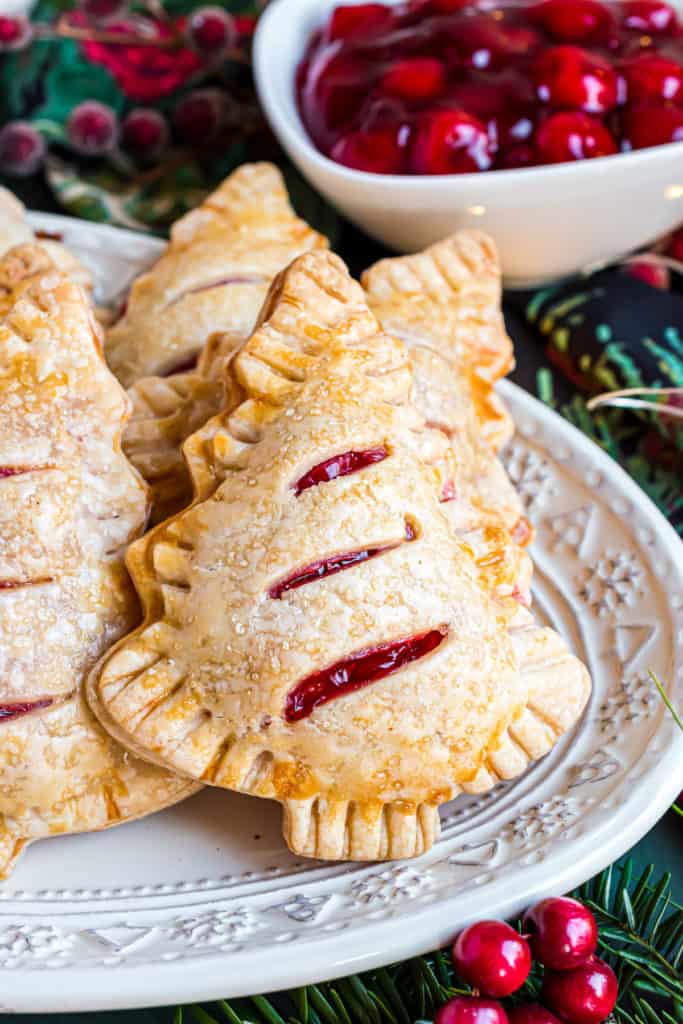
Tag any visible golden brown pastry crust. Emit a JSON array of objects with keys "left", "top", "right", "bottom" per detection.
[
  {"left": 106, "top": 163, "right": 329, "bottom": 387},
  {"left": 0, "top": 244, "right": 196, "bottom": 877},
  {"left": 90, "top": 251, "right": 590, "bottom": 862}
]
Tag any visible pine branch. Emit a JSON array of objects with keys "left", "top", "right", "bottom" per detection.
[{"left": 170, "top": 861, "right": 683, "bottom": 1024}]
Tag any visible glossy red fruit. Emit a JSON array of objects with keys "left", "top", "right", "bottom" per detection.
[
  {"left": 187, "top": 6, "right": 237, "bottom": 57},
  {"left": 326, "top": 3, "right": 394, "bottom": 41},
  {"left": 301, "top": 48, "right": 371, "bottom": 149},
  {"left": 523, "top": 898, "right": 598, "bottom": 971},
  {"left": 624, "top": 258, "right": 670, "bottom": 290},
  {"left": 452, "top": 921, "right": 532, "bottom": 998},
  {"left": 173, "top": 89, "right": 227, "bottom": 144},
  {"left": 623, "top": 103, "right": 683, "bottom": 147},
  {"left": 622, "top": 1, "right": 678, "bottom": 34},
  {"left": 536, "top": 111, "right": 617, "bottom": 161},
  {"left": 66, "top": 100, "right": 118, "bottom": 156},
  {"left": 508, "top": 1007, "right": 562, "bottom": 1024},
  {"left": 380, "top": 57, "right": 447, "bottom": 101},
  {"left": 411, "top": 109, "right": 493, "bottom": 173},
  {"left": 668, "top": 227, "right": 683, "bottom": 262},
  {"left": 531, "top": 0, "right": 615, "bottom": 44},
  {"left": 452, "top": 15, "right": 541, "bottom": 72},
  {"left": 535, "top": 46, "right": 619, "bottom": 114},
  {"left": 0, "top": 15, "right": 31, "bottom": 52},
  {"left": 499, "top": 142, "right": 537, "bottom": 168},
  {"left": 542, "top": 956, "right": 618, "bottom": 1024},
  {"left": 121, "top": 109, "right": 169, "bottom": 162},
  {"left": 330, "top": 125, "right": 409, "bottom": 172},
  {"left": 0, "top": 122, "right": 46, "bottom": 177},
  {"left": 621, "top": 54, "right": 683, "bottom": 104},
  {"left": 435, "top": 995, "right": 509, "bottom": 1024}
]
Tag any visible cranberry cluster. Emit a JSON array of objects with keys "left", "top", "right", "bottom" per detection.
[
  {"left": 297, "top": 0, "right": 683, "bottom": 174},
  {"left": 435, "top": 897, "right": 618, "bottom": 1024},
  {"left": 0, "top": 2, "right": 239, "bottom": 177}
]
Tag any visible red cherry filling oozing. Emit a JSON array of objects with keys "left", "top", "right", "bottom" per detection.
[
  {"left": 0, "top": 698, "right": 54, "bottom": 722},
  {"left": 285, "top": 627, "right": 447, "bottom": 721},
  {"left": 296, "top": 0, "right": 683, "bottom": 173},
  {"left": 293, "top": 447, "right": 389, "bottom": 496},
  {"left": 270, "top": 521, "right": 415, "bottom": 599}
]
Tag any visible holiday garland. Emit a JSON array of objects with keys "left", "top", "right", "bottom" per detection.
[{"left": 168, "top": 859, "right": 682, "bottom": 1024}]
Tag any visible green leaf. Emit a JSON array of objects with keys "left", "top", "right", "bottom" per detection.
[{"left": 32, "top": 39, "right": 125, "bottom": 123}]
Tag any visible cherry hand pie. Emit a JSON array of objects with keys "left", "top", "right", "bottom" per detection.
[
  {"left": 90, "top": 250, "right": 590, "bottom": 862},
  {"left": 0, "top": 245, "right": 196, "bottom": 877},
  {"left": 0, "top": 187, "right": 93, "bottom": 294},
  {"left": 106, "top": 163, "right": 328, "bottom": 388},
  {"left": 123, "top": 163, "right": 328, "bottom": 521}
]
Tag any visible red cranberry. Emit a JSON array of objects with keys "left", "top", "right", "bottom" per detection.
[
  {"left": 452, "top": 15, "right": 541, "bottom": 72},
  {"left": 301, "top": 48, "right": 372, "bottom": 149},
  {"left": 121, "top": 109, "right": 169, "bottom": 163},
  {"left": 623, "top": 103, "right": 683, "bottom": 147},
  {"left": 0, "top": 15, "right": 31, "bottom": 52},
  {"left": 411, "top": 108, "right": 493, "bottom": 173},
  {"left": 621, "top": 54, "right": 683, "bottom": 104},
  {"left": 536, "top": 111, "right": 617, "bottom": 161},
  {"left": 668, "top": 228, "right": 683, "bottom": 262},
  {"left": 380, "top": 57, "right": 447, "bottom": 101},
  {"left": 535, "top": 46, "right": 619, "bottom": 114},
  {"left": 330, "top": 125, "right": 409, "bottom": 172},
  {"left": 452, "top": 921, "right": 532, "bottom": 998},
  {"left": 173, "top": 89, "right": 227, "bottom": 145},
  {"left": 0, "top": 121, "right": 46, "bottom": 177},
  {"left": 531, "top": 0, "right": 615, "bottom": 44},
  {"left": 508, "top": 1007, "right": 562, "bottom": 1024},
  {"left": 542, "top": 956, "right": 618, "bottom": 1024},
  {"left": 622, "top": 1, "right": 678, "bottom": 34},
  {"left": 66, "top": 100, "right": 118, "bottom": 156},
  {"left": 326, "top": 3, "right": 395, "bottom": 42},
  {"left": 523, "top": 898, "right": 598, "bottom": 971},
  {"left": 435, "top": 996, "right": 509, "bottom": 1024},
  {"left": 187, "top": 6, "right": 237, "bottom": 57}
]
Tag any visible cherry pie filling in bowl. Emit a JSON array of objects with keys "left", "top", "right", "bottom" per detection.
[{"left": 296, "top": 0, "right": 683, "bottom": 173}]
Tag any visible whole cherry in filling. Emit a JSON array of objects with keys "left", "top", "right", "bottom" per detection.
[{"left": 296, "top": 0, "right": 683, "bottom": 173}]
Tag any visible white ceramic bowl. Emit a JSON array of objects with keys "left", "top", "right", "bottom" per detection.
[{"left": 254, "top": 0, "right": 683, "bottom": 287}]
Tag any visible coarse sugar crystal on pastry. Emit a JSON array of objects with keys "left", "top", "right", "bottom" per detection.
[
  {"left": 124, "top": 164, "right": 329, "bottom": 524},
  {"left": 107, "top": 162, "right": 329, "bottom": 388},
  {"left": 90, "top": 250, "right": 590, "bottom": 862},
  {"left": 0, "top": 244, "right": 197, "bottom": 878}
]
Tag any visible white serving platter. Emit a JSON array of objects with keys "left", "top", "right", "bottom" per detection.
[{"left": 1, "top": 213, "right": 681, "bottom": 1013}]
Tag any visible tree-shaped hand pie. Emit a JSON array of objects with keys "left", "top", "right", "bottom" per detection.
[
  {"left": 90, "top": 251, "right": 590, "bottom": 862},
  {"left": 123, "top": 163, "right": 328, "bottom": 523},
  {"left": 107, "top": 162, "right": 329, "bottom": 388},
  {"left": 0, "top": 245, "right": 196, "bottom": 878}
]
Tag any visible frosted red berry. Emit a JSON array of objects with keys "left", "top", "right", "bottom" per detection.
[
  {"left": 452, "top": 920, "right": 532, "bottom": 998},
  {"left": 0, "top": 15, "right": 31, "bottom": 52},
  {"left": 435, "top": 995, "right": 509, "bottom": 1024},
  {"left": 508, "top": 1007, "right": 562, "bottom": 1024},
  {"left": 121, "top": 109, "right": 169, "bottom": 163},
  {"left": 173, "top": 89, "right": 227, "bottom": 145},
  {"left": 523, "top": 897, "right": 598, "bottom": 971},
  {"left": 67, "top": 101, "right": 118, "bottom": 156},
  {"left": 187, "top": 6, "right": 236, "bottom": 57},
  {"left": 542, "top": 956, "right": 618, "bottom": 1024},
  {"left": 0, "top": 122, "right": 46, "bottom": 177}
]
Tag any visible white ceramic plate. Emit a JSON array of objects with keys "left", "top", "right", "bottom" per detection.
[{"left": 3, "top": 214, "right": 682, "bottom": 1013}]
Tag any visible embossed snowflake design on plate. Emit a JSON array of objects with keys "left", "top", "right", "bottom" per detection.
[{"left": 3, "top": 215, "right": 681, "bottom": 1013}]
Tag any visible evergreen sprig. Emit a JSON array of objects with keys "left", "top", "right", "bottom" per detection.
[{"left": 170, "top": 859, "right": 682, "bottom": 1024}]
